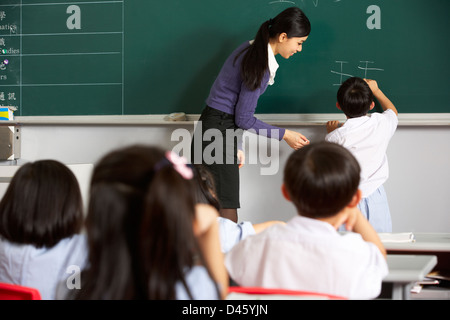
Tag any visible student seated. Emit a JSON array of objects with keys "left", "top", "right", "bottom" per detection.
[
  {"left": 191, "top": 164, "right": 284, "bottom": 253},
  {"left": 0, "top": 160, "right": 87, "bottom": 300},
  {"left": 225, "top": 141, "right": 388, "bottom": 299},
  {"left": 62, "top": 145, "right": 227, "bottom": 300}
]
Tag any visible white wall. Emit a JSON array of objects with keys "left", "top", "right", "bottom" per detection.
[{"left": 9, "top": 122, "right": 450, "bottom": 233}]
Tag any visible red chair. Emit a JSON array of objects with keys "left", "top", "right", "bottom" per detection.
[
  {"left": 227, "top": 286, "right": 346, "bottom": 300},
  {"left": 0, "top": 283, "right": 42, "bottom": 300}
]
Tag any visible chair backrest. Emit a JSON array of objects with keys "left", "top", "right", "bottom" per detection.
[
  {"left": 0, "top": 283, "right": 42, "bottom": 300},
  {"left": 227, "top": 286, "right": 346, "bottom": 300}
]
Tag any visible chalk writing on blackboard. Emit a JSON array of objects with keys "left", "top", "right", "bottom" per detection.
[
  {"left": 331, "top": 61, "right": 353, "bottom": 86},
  {"left": 270, "top": 0, "right": 343, "bottom": 8},
  {"left": 331, "top": 60, "right": 384, "bottom": 86},
  {"left": 358, "top": 61, "right": 384, "bottom": 78},
  {"left": 269, "top": 0, "right": 297, "bottom": 5}
]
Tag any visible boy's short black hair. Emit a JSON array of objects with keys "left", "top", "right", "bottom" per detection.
[
  {"left": 337, "top": 77, "right": 374, "bottom": 118},
  {"left": 283, "top": 141, "right": 360, "bottom": 219}
]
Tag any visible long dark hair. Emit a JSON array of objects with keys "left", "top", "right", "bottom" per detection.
[
  {"left": 0, "top": 160, "right": 83, "bottom": 248},
  {"left": 240, "top": 7, "right": 311, "bottom": 91},
  {"left": 73, "top": 145, "right": 218, "bottom": 300},
  {"left": 191, "top": 164, "right": 221, "bottom": 211}
]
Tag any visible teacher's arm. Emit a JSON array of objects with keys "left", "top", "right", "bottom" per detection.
[{"left": 234, "top": 85, "right": 309, "bottom": 149}]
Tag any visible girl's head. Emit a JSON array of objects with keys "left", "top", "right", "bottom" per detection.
[
  {"left": 191, "top": 164, "right": 221, "bottom": 211},
  {"left": 240, "top": 7, "right": 311, "bottom": 90},
  {"left": 75, "top": 145, "right": 163, "bottom": 299},
  {"left": 0, "top": 160, "right": 83, "bottom": 248},
  {"left": 283, "top": 142, "right": 360, "bottom": 219},
  {"left": 78, "top": 145, "right": 215, "bottom": 300}
]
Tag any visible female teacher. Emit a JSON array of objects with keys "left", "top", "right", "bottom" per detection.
[{"left": 191, "top": 7, "right": 311, "bottom": 222}]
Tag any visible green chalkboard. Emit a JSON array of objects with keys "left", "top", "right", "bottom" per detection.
[{"left": 0, "top": 0, "right": 449, "bottom": 116}]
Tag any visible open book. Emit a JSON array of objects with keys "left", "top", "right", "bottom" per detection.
[{"left": 378, "top": 232, "right": 416, "bottom": 243}]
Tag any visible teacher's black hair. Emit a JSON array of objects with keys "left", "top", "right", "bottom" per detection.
[{"left": 238, "top": 7, "right": 311, "bottom": 91}]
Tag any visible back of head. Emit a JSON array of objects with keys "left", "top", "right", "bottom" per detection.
[
  {"left": 0, "top": 160, "right": 83, "bottom": 248},
  {"left": 337, "top": 77, "right": 374, "bottom": 118},
  {"left": 283, "top": 141, "right": 360, "bottom": 219},
  {"left": 191, "top": 164, "right": 221, "bottom": 211},
  {"left": 76, "top": 145, "right": 167, "bottom": 299},
  {"left": 77, "top": 145, "right": 212, "bottom": 300}
]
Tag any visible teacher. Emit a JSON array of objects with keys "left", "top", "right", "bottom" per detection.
[{"left": 191, "top": 7, "right": 311, "bottom": 223}]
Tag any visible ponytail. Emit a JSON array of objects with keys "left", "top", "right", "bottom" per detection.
[
  {"left": 240, "top": 20, "right": 272, "bottom": 91},
  {"left": 239, "top": 7, "right": 311, "bottom": 91}
]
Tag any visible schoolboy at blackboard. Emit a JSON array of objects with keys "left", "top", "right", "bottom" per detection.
[{"left": 325, "top": 78, "right": 398, "bottom": 232}]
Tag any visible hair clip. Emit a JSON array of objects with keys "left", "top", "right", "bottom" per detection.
[{"left": 165, "top": 151, "right": 193, "bottom": 180}]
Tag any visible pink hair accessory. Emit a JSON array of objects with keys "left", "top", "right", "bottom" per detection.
[{"left": 165, "top": 151, "right": 193, "bottom": 180}]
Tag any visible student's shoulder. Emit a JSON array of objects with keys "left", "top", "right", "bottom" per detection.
[
  {"left": 372, "top": 109, "right": 398, "bottom": 122},
  {"left": 371, "top": 110, "right": 399, "bottom": 132},
  {"left": 325, "top": 126, "right": 344, "bottom": 143}
]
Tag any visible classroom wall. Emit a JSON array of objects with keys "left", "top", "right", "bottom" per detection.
[{"left": 11, "top": 123, "right": 450, "bottom": 233}]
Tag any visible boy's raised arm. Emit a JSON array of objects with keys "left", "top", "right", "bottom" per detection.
[{"left": 365, "top": 79, "right": 398, "bottom": 116}]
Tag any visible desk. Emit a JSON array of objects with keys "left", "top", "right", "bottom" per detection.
[
  {"left": 381, "top": 233, "right": 450, "bottom": 300},
  {"left": 382, "top": 233, "right": 450, "bottom": 252},
  {"left": 384, "top": 254, "right": 437, "bottom": 300}
]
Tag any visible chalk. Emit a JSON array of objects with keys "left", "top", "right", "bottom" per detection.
[{"left": 165, "top": 112, "right": 187, "bottom": 121}]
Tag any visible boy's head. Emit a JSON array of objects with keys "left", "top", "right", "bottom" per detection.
[
  {"left": 282, "top": 141, "right": 360, "bottom": 219},
  {"left": 337, "top": 77, "right": 374, "bottom": 118}
]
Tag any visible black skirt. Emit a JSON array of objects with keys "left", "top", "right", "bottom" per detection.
[{"left": 191, "top": 106, "right": 241, "bottom": 209}]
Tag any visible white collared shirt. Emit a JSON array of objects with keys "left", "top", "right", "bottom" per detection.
[
  {"left": 225, "top": 216, "right": 388, "bottom": 299},
  {"left": 267, "top": 43, "right": 279, "bottom": 85},
  {"left": 248, "top": 40, "right": 279, "bottom": 85},
  {"left": 325, "top": 109, "right": 398, "bottom": 198}
]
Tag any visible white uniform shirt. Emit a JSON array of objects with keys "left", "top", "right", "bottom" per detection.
[
  {"left": 225, "top": 216, "right": 388, "bottom": 299},
  {"left": 267, "top": 42, "right": 279, "bottom": 85},
  {"left": 325, "top": 109, "right": 398, "bottom": 198}
]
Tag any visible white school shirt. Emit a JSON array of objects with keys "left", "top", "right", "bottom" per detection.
[
  {"left": 325, "top": 109, "right": 398, "bottom": 198},
  {"left": 267, "top": 42, "right": 279, "bottom": 85},
  {"left": 225, "top": 216, "right": 388, "bottom": 300}
]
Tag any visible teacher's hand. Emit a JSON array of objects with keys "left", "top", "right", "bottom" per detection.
[
  {"left": 283, "top": 129, "right": 310, "bottom": 150},
  {"left": 237, "top": 149, "right": 245, "bottom": 169}
]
